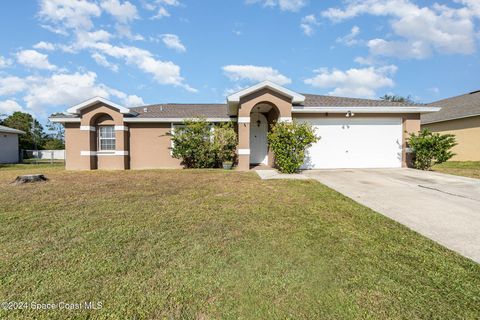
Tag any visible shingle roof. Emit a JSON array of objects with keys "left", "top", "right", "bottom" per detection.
[
  {"left": 0, "top": 125, "right": 25, "bottom": 134},
  {"left": 129, "top": 104, "right": 230, "bottom": 118},
  {"left": 301, "top": 94, "right": 418, "bottom": 107},
  {"left": 421, "top": 90, "right": 480, "bottom": 124}
]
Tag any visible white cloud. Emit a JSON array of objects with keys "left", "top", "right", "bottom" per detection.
[
  {"left": 247, "top": 0, "right": 307, "bottom": 12},
  {"left": 100, "top": 0, "right": 138, "bottom": 23},
  {"left": 160, "top": 34, "right": 186, "bottom": 53},
  {"left": 91, "top": 52, "right": 119, "bottom": 72},
  {"left": 38, "top": 0, "right": 101, "bottom": 32},
  {"left": 16, "top": 50, "right": 57, "bottom": 70},
  {"left": 86, "top": 42, "right": 196, "bottom": 91},
  {"left": 304, "top": 65, "right": 398, "bottom": 98},
  {"left": 0, "top": 55, "right": 12, "bottom": 68},
  {"left": 151, "top": 7, "right": 170, "bottom": 19},
  {"left": 322, "top": 0, "right": 479, "bottom": 59},
  {"left": 336, "top": 26, "right": 361, "bottom": 46},
  {"left": 223, "top": 65, "right": 291, "bottom": 85},
  {"left": 0, "top": 71, "right": 144, "bottom": 116},
  {"left": 0, "top": 100, "right": 24, "bottom": 114},
  {"left": 147, "top": 0, "right": 180, "bottom": 19},
  {"left": 300, "top": 15, "right": 319, "bottom": 36},
  {"left": 0, "top": 77, "right": 28, "bottom": 96},
  {"left": 33, "top": 41, "right": 56, "bottom": 51}
]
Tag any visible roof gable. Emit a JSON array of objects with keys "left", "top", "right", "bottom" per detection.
[
  {"left": 227, "top": 81, "right": 305, "bottom": 104},
  {"left": 66, "top": 97, "right": 131, "bottom": 115}
]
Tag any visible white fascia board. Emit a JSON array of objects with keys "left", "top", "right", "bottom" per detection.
[
  {"left": 48, "top": 117, "right": 81, "bottom": 123},
  {"left": 66, "top": 96, "right": 131, "bottom": 115},
  {"left": 227, "top": 81, "right": 305, "bottom": 104},
  {"left": 124, "top": 117, "right": 235, "bottom": 123},
  {"left": 292, "top": 106, "right": 441, "bottom": 114}
]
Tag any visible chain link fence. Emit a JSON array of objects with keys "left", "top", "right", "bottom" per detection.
[{"left": 21, "top": 150, "right": 65, "bottom": 165}]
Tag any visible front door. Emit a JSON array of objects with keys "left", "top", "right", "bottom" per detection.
[{"left": 249, "top": 112, "right": 268, "bottom": 165}]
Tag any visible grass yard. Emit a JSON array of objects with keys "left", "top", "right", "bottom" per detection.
[
  {"left": 433, "top": 161, "right": 480, "bottom": 179},
  {"left": 0, "top": 166, "right": 479, "bottom": 319}
]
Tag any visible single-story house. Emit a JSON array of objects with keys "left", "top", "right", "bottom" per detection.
[
  {"left": 49, "top": 81, "right": 439, "bottom": 170},
  {"left": 0, "top": 125, "right": 25, "bottom": 164},
  {"left": 422, "top": 90, "right": 480, "bottom": 161}
]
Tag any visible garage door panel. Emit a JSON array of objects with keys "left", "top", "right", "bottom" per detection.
[{"left": 299, "top": 117, "right": 403, "bottom": 169}]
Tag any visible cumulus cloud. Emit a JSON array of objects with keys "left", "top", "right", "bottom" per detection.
[
  {"left": 304, "top": 65, "right": 398, "bottom": 98},
  {"left": 0, "top": 100, "right": 24, "bottom": 114},
  {"left": 0, "top": 71, "right": 144, "bottom": 115},
  {"left": 33, "top": 41, "right": 56, "bottom": 51},
  {"left": 322, "top": 0, "right": 479, "bottom": 59},
  {"left": 16, "top": 49, "right": 57, "bottom": 70},
  {"left": 223, "top": 65, "right": 291, "bottom": 85},
  {"left": 336, "top": 26, "right": 361, "bottom": 46},
  {"left": 160, "top": 34, "right": 186, "bottom": 53},
  {"left": 247, "top": 0, "right": 307, "bottom": 12},
  {"left": 0, "top": 55, "right": 12, "bottom": 68},
  {"left": 0, "top": 76, "right": 28, "bottom": 96},
  {"left": 147, "top": 0, "right": 180, "bottom": 19},
  {"left": 91, "top": 52, "right": 119, "bottom": 72},
  {"left": 300, "top": 15, "right": 319, "bottom": 36},
  {"left": 100, "top": 0, "right": 138, "bottom": 23},
  {"left": 151, "top": 7, "right": 170, "bottom": 19},
  {"left": 38, "top": 0, "right": 101, "bottom": 32}
]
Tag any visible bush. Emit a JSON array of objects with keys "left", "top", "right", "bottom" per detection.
[
  {"left": 268, "top": 121, "right": 319, "bottom": 173},
  {"left": 170, "top": 119, "right": 237, "bottom": 168},
  {"left": 408, "top": 129, "right": 457, "bottom": 170}
]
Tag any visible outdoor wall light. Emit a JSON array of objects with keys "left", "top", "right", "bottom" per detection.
[{"left": 346, "top": 111, "right": 355, "bottom": 118}]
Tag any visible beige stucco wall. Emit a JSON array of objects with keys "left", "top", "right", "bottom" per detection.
[
  {"left": 129, "top": 123, "right": 181, "bottom": 169},
  {"left": 422, "top": 116, "right": 480, "bottom": 161},
  {"left": 0, "top": 132, "right": 20, "bottom": 163},
  {"left": 65, "top": 103, "right": 129, "bottom": 170}
]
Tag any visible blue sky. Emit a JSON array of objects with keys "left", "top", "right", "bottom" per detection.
[{"left": 0, "top": 0, "right": 479, "bottom": 122}]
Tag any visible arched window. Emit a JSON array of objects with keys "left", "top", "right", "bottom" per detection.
[
  {"left": 94, "top": 114, "right": 115, "bottom": 152},
  {"left": 98, "top": 126, "right": 115, "bottom": 151}
]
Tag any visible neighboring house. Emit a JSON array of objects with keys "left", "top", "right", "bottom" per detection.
[
  {"left": 422, "top": 90, "right": 480, "bottom": 161},
  {"left": 49, "top": 81, "right": 439, "bottom": 170},
  {"left": 0, "top": 125, "right": 25, "bottom": 164}
]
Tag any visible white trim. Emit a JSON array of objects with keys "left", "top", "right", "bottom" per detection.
[
  {"left": 80, "top": 126, "right": 96, "bottom": 131},
  {"left": 80, "top": 151, "right": 129, "bottom": 156},
  {"left": 67, "top": 96, "right": 132, "bottom": 115},
  {"left": 278, "top": 116, "right": 292, "bottom": 122},
  {"left": 48, "top": 117, "right": 80, "bottom": 123},
  {"left": 421, "top": 113, "right": 480, "bottom": 125},
  {"left": 227, "top": 81, "right": 305, "bottom": 104},
  {"left": 292, "top": 106, "right": 441, "bottom": 114},
  {"left": 238, "top": 117, "right": 250, "bottom": 124},
  {"left": 237, "top": 149, "right": 250, "bottom": 155},
  {"left": 114, "top": 125, "right": 129, "bottom": 131},
  {"left": 124, "top": 117, "right": 233, "bottom": 123}
]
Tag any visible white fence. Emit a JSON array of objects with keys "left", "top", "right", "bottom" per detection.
[{"left": 23, "top": 150, "right": 65, "bottom": 163}]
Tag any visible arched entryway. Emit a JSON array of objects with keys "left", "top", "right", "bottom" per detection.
[
  {"left": 248, "top": 102, "right": 281, "bottom": 168},
  {"left": 249, "top": 112, "right": 268, "bottom": 165}
]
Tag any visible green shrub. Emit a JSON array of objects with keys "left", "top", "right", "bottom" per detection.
[
  {"left": 170, "top": 119, "right": 237, "bottom": 168},
  {"left": 268, "top": 121, "right": 319, "bottom": 173},
  {"left": 408, "top": 129, "right": 457, "bottom": 170}
]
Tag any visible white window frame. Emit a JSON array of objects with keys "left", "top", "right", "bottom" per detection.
[{"left": 98, "top": 125, "right": 116, "bottom": 152}]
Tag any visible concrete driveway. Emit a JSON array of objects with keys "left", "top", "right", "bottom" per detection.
[{"left": 303, "top": 168, "right": 480, "bottom": 263}]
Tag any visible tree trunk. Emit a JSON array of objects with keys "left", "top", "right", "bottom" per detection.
[{"left": 12, "top": 174, "right": 48, "bottom": 185}]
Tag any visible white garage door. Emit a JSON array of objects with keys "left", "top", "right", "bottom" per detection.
[{"left": 300, "top": 117, "right": 403, "bottom": 169}]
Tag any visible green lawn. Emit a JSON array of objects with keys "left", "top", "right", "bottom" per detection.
[
  {"left": 0, "top": 166, "right": 479, "bottom": 319},
  {"left": 433, "top": 161, "right": 480, "bottom": 179}
]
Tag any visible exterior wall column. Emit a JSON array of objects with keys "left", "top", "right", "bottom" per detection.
[{"left": 237, "top": 117, "right": 250, "bottom": 171}]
